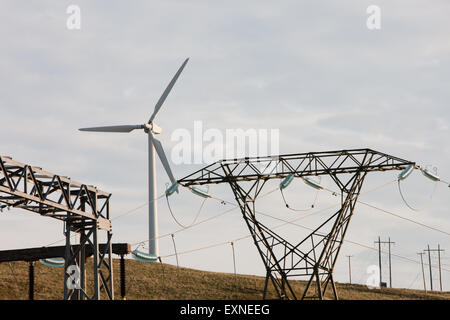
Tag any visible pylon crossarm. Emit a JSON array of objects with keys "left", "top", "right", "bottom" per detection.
[{"left": 178, "top": 149, "right": 414, "bottom": 187}]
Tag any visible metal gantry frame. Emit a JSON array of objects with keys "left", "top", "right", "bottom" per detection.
[
  {"left": 0, "top": 155, "right": 114, "bottom": 300},
  {"left": 178, "top": 148, "right": 415, "bottom": 300}
]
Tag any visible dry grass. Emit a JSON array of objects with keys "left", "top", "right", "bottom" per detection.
[{"left": 1, "top": 258, "right": 449, "bottom": 300}]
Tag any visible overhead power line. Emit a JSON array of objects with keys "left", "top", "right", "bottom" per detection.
[
  {"left": 41, "top": 170, "right": 450, "bottom": 281},
  {"left": 157, "top": 180, "right": 450, "bottom": 276}
]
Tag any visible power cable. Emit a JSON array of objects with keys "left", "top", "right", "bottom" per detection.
[
  {"left": 112, "top": 194, "right": 166, "bottom": 221},
  {"left": 171, "top": 233, "right": 180, "bottom": 276},
  {"left": 158, "top": 256, "right": 167, "bottom": 294},
  {"left": 133, "top": 179, "right": 396, "bottom": 251},
  {"left": 43, "top": 194, "right": 166, "bottom": 248},
  {"left": 128, "top": 176, "right": 450, "bottom": 274},
  {"left": 7, "top": 262, "right": 21, "bottom": 299},
  {"left": 397, "top": 179, "right": 438, "bottom": 212},
  {"left": 407, "top": 272, "right": 420, "bottom": 289},
  {"left": 307, "top": 177, "right": 450, "bottom": 238},
  {"left": 166, "top": 192, "right": 208, "bottom": 229},
  {"left": 129, "top": 205, "right": 238, "bottom": 247},
  {"left": 158, "top": 186, "right": 450, "bottom": 275},
  {"left": 130, "top": 187, "right": 280, "bottom": 247},
  {"left": 39, "top": 170, "right": 450, "bottom": 281},
  {"left": 230, "top": 241, "right": 237, "bottom": 298},
  {"left": 280, "top": 187, "right": 320, "bottom": 212},
  {"left": 359, "top": 201, "right": 450, "bottom": 237}
]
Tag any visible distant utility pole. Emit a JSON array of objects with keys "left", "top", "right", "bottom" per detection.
[
  {"left": 346, "top": 255, "right": 353, "bottom": 284},
  {"left": 388, "top": 237, "right": 393, "bottom": 288},
  {"left": 438, "top": 244, "right": 443, "bottom": 292},
  {"left": 374, "top": 237, "right": 395, "bottom": 288},
  {"left": 417, "top": 252, "right": 427, "bottom": 293},
  {"left": 424, "top": 244, "right": 445, "bottom": 291}
]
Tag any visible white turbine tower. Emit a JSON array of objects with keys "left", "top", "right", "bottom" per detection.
[{"left": 79, "top": 58, "right": 189, "bottom": 260}]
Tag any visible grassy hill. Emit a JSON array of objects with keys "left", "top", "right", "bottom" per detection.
[{"left": 1, "top": 258, "right": 449, "bottom": 300}]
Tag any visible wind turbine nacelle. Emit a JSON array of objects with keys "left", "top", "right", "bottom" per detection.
[{"left": 145, "top": 123, "right": 162, "bottom": 134}]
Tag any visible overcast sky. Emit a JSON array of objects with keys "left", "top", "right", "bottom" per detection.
[{"left": 1, "top": 1, "right": 449, "bottom": 292}]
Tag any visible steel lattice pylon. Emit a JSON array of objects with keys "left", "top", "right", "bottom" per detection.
[
  {"left": 178, "top": 148, "right": 415, "bottom": 300},
  {"left": 0, "top": 155, "right": 113, "bottom": 300}
]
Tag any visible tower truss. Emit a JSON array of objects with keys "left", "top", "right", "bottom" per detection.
[
  {"left": 178, "top": 148, "right": 415, "bottom": 300},
  {"left": 0, "top": 155, "right": 113, "bottom": 300}
]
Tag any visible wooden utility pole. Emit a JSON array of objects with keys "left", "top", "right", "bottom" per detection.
[
  {"left": 426, "top": 245, "right": 433, "bottom": 291},
  {"left": 388, "top": 237, "right": 393, "bottom": 288},
  {"left": 346, "top": 255, "right": 353, "bottom": 284},
  {"left": 28, "top": 261, "right": 34, "bottom": 300},
  {"left": 376, "top": 236, "right": 382, "bottom": 287},
  {"left": 374, "top": 237, "right": 395, "bottom": 288},
  {"left": 417, "top": 252, "right": 427, "bottom": 292},
  {"left": 438, "top": 244, "right": 443, "bottom": 292},
  {"left": 424, "top": 245, "right": 444, "bottom": 291}
]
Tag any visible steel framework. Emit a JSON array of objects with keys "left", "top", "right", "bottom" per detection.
[
  {"left": 178, "top": 148, "right": 415, "bottom": 300},
  {"left": 0, "top": 155, "right": 113, "bottom": 300}
]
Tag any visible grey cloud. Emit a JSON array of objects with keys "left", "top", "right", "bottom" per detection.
[{"left": 0, "top": 0, "right": 449, "bottom": 289}]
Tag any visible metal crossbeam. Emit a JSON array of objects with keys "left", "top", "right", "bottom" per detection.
[
  {"left": 0, "top": 155, "right": 114, "bottom": 300},
  {"left": 178, "top": 148, "right": 415, "bottom": 300},
  {"left": 179, "top": 149, "right": 411, "bottom": 189},
  {"left": 0, "top": 243, "right": 131, "bottom": 262},
  {"left": 0, "top": 156, "right": 111, "bottom": 229}
]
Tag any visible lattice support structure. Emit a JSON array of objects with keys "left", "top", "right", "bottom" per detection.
[
  {"left": 178, "top": 149, "right": 415, "bottom": 300},
  {"left": 63, "top": 209, "right": 114, "bottom": 300},
  {"left": 0, "top": 155, "right": 113, "bottom": 300}
]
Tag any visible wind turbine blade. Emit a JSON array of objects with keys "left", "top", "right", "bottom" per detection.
[
  {"left": 150, "top": 134, "right": 177, "bottom": 186},
  {"left": 149, "top": 58, "right": 189, "bottom": 123},
  {"left": 79, "top": 125, "right": 143, "bottom": 133}
]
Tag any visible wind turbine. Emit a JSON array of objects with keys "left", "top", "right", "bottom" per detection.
[{"left": 79, "top": 58, "right": 189, "bottom": 259}]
